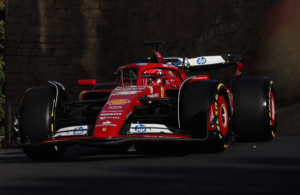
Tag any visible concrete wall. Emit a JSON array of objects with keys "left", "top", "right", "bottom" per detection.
[{"left": 4, "top": 0, "right": 300, "bottom": 140}]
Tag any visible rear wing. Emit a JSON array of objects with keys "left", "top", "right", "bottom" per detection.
[{"left": 164, "top": 54, "right": 243, "bottom": 71}]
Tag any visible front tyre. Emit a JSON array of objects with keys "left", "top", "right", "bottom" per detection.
[
  {"left": 180, "top": 81, "right": 232, "bottom": 152},
  {"left": 19, "top": 86, "right": 68, "bottom": 160}
]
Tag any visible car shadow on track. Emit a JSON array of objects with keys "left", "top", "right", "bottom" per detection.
[{"left": 0, "top": 141, "right": 226, "bottom": 163}]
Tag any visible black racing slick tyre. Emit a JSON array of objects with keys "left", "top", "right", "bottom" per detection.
[
  {"left": 19, "top": 86, "right": 68, "bottom": 160},
  {"left": 231, "top": 77, "right": 277, "bottom": 141},
  {"left": 19, "top": 86, "right": 56, "bottom": 144},
  {"left": 180, "top": 80, "right": 232, "bottom": 151}
]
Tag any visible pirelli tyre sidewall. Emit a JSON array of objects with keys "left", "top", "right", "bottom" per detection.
[
  {"left": 180, "top": 80, "right": 232, "bottom": 151},
  {"left": 232, "top": 77, "right": 277, "bottom": 141}
]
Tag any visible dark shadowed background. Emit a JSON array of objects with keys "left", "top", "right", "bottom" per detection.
[{"left": 4, "top": 0, "right": 300, "bottom": 146}]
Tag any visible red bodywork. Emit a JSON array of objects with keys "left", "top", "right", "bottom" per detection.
[{"left": 39, "top": 51, "right": 241, "bottom": 144}]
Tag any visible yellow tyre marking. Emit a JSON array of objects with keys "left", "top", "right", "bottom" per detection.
[
  {"left": 224, "top": 144, "right": 229, "bottom": 148},
  {"left": 272, "top": 131, "right": 275, "bottom": 137},
  {"left": 219, "top": 134, "right": 222, "bottom": 139},
  {"left": 217, "top": 83, "right": 224, "bottom": 91},
  {"left": 51, "top": 124, "right": 54, "bottom": 133},
  {"left": 270, "top": 81, "right": 273, "bottom": 85},
  {"left": 54, "top": 146, "right": 58, "bottom": 151},
  {"left": 51, "top": 100, "right": 55, "bottom": 117}
]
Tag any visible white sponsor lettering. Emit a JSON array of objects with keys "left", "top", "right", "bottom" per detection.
[
  {"left": 104, "top": 110, "right": 123, "bottom": 113},
  {"left": 129, "top": 123, "right": 173, "bottom": 134},
  {"left": 102, "top": 120, "right": 111, "bottom": 125},
  {"left": 147, "top": 93, "right": 159, "bottom": 98},
  {"left": 96, "top": 120, "right": 117, "bottom": 127},
  {"left": 96, "top": 124, "right": 117, "bottom": 127},
  {"left": 101, "top": 113, "right": 122, "bottom": 116},
  {"left": 99, "top": 117, "right": 120, "bottom": 120},
  {"left": 52, "top": 125, "right": 88, "bottom": 138},
  {"left": 112, "top": 91, "right": 141, "bottom": 95}
]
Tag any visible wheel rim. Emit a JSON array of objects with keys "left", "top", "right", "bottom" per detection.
[
  {"left": 270, "top": 91, "right": 276, "bottom": 126},
  {"left": 218, "top": 95, "right": 229, "bottom": 136}
]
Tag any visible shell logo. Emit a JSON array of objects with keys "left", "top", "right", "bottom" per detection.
[{"left": 107, "top": 99, "right": 130, "bottom": 105}]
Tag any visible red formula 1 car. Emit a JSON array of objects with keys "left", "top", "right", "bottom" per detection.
[{"left": 10, "top": 41, "right": 277, "bottom": 160}]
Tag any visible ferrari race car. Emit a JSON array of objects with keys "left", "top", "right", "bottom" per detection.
[{"left": 9, "top": 41, "right": 277, "bottom": 160}]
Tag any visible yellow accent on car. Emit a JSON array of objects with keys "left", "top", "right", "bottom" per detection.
[
  {"left": 103, "top": 128, "right": 106, "bottom": 131},
  {"left": 161, "top": 87, "right": 164, "bottom": 97},
  {"left": 148, "top": 86, "right": 153, "bottom": 94},
  {"left": 51, "top": 99, "right": 55, "bottom": 117}
]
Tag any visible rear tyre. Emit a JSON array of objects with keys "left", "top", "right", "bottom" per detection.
[
  {"left": 180, "top": 80, "right": 232, "bottom": 152},
  {"left": 19, "top": 86, "right": 67, "bottom": 160},
  {"left": 232, "top": 77, "right": 277, "bottom": 141}
]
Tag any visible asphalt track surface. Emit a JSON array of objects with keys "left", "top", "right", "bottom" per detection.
[{"left": 0, "top": 136, "right": 299, "bottom": 195}]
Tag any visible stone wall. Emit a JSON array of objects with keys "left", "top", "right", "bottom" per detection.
[{"left": 5, "top": 0, "right": 300, "bottom": 139}]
